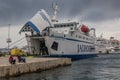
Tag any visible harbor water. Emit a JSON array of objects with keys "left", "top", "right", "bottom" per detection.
[{"left": 2, "top": 53, "right": 120, "bottom": 80}]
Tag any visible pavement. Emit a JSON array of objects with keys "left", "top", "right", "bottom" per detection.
[{"left": 0, "top": 55, "right": 60, "bottom": 66}]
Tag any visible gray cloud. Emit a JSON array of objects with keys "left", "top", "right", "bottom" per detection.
[
  {"left": 0, "top": 0, "right": 120, "bottom": 26},
  {"left": 64, "top": 0, "right": 120, "bottom": 22}
]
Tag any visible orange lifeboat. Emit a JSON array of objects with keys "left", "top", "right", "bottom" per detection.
[{"left": 81, "top": 24, "right": 90, "bottom": 33}]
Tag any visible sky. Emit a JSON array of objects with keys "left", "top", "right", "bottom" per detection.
[{"left": 0, "top": 0, "right": 120, "bottom": 48}]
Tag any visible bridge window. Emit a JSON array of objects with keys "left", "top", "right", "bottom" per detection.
[
  {"left": 60, "top": 25, "right": 62, "bottom": 27},
  {"left": 67, "top": 24, "right": 70, "bottom": 26}
]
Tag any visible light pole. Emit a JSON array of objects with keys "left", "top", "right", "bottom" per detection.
[{"left": 6, "top": 24, "right": 12, "bottom": 55}]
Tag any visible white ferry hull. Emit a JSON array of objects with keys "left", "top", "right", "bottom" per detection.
[
  {"left": 26, "top": 36, "right": 97, "bottom": 60},
  {"left": 45, "top": 36, "right": 97, "bottom": 60}
]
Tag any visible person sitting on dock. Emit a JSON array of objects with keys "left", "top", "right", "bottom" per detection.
[
  {"left": 9, "top": 55, "right": 16, "bottom": 64},
  {"left": 17, "top": 55, "right": 21, "bottom": 62},
  {"left": 21, "top": 55, "right": 26, "bottom": 63},
  {"left": 17, "top": 55, "right": 26, "bottom": 63}
]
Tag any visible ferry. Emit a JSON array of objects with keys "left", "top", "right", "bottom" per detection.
[
  {"left": 19, "top": 4, "right": 98, "bottom": 60},
  {"left": 96, "top": 36, "right": 120, "bottom": 54}
]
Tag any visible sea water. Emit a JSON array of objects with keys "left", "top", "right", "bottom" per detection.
[{"left": 2, "top": 54, "right": 120, "bottom": 80}]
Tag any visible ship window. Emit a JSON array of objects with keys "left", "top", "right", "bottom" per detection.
[
  {"left": 79, "top": 36, "right": 81, "bottom": 38},
  {"left": 64, "top": 34, "right": 66, "bottom": 37},
  {"left": 61, "top": 25, "right": 63, "bottom": 27},
  {"left": 24, "top": 27, "right": 27, "bottom": 29},
  {"left": 51, "top": 41, "right": 58, "bottom": 51},
  {"left": 71, "top": 24, "right": 74, "bottom": 26},
  {"left": 67, "top": 24, "right": 70, "bottom": 26},
  {"left": 70, "top": 27, "right": 73, "bottom": 30}
]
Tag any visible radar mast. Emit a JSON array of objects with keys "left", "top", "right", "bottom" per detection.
[{"left": 52, "top": 2, "right": 58, "bottom": 22}]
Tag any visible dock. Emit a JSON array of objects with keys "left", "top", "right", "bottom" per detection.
[{"left": 0, "top": 56, "right": 71, "bottom": 77}]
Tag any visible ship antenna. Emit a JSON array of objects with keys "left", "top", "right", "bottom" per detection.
[{"left": 52, "top": 2, "right": 58, "bottom": 22}]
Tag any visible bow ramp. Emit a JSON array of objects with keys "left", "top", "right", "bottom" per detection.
[{"left": 19, "top": 9, "right": 53, "bottom": 34}]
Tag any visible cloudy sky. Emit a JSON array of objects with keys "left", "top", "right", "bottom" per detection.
[{"left": 0, "top": 0, "right": 120, "bottom": 48}]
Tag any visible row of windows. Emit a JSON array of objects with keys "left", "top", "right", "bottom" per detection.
[
  {"left": 51, "top": 34, "right": 93, "bottom": 43},
  {"left": 52, "top": 33, "right": 93, "bottom": 41},
  {"left": 24, "top": 26, "right": 31, "bottom": 30},
  {"left": 58, "top": 31, "right": 92, "bottom": 41},
  {"left": 54, "top": 24, "right": 74, "bottom": 28},
  {"left": 22, "top": 29, "right": 32, "bottom": 32},
  {"left": 112, "top": 42, "right": 119, "bottom": 45},
  {"left": 100, "top": 42, "right": 108, "bottom": 44},
  {"left": 22, "top": 26, "right": 32, "bottom": 32},
  {"left": 75, "top": 35, "right": 93, "bottom": 41}
]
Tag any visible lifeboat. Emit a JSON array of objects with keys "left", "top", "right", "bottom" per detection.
[{"left": 81, "top": 24, "right": 90, "bottom": 33}]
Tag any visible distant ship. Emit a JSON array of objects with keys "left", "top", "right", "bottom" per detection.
[
  {"left": 96, "top": 36, "right": 120, "bottom": 54},
  {"left": 19, "top": 3, "right": 98, "bottom": 60}
]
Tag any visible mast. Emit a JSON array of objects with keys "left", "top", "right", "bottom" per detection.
[{"left": 52, "top": 2, "right": 58, "bottom": 22}]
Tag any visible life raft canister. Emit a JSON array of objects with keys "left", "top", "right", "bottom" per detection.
[{"left": 81, "top": 24, "right": 90, "bottom": 33}]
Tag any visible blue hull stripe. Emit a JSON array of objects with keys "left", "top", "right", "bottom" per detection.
[
  {"left": 50, "top": 36, "right": 94, "bottom": 44},
  {"left": 27, "top": 21, "right": 40, "bottom": 33},
  {"left": 47, "top": 54, "right": 97, "bottom": 61}
]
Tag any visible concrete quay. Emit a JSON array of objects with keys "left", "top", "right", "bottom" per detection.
[{"left": 0, "top": 56, "right": 71, "bottom": 77}]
